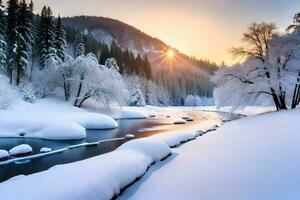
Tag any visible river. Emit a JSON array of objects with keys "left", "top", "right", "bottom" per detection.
[{"left": 0, "top": 110, "right": 241, "bottom": 182}]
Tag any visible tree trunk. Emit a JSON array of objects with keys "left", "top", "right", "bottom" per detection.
[
  {"left": 77, "top": 95, "right": 91, "bottom": 108},
  {"left": 270, "top": 88, "right": 281, "bottom": 111},
  {"left": 74, "top": 73, "right": 84, "bottom": 107},
  {"left": 292, "top": 83, "right": 300, "bottom": 109},
  {"left": 62, "top": 74, "right": 70, "bottom": 101}
]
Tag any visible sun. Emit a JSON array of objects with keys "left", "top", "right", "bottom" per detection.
[{"left": 166, "top": 49, "right": 174, "bottom": 58}]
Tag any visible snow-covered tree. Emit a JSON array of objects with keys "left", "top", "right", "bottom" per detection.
[
  {"left": 287, "top": 13, "right": 300, "bottom": 32},
  {"left": 125, "top": 74, "right": 146, "bottom": 107},
  {"left": 60, "top": 55, "right": 74, "bottom": 101},
  {"left": 54, "top": 15, "right": 66, "bottom": 61},
  {"left": 184, "top": 95, "right": 202, "bottom": 106},
  {"left": 105, "top": 57, "right": 119, "bottom": 71},
  {"left": 212, "top": 22, "right": 300, "bottom": 110},
  {"left": 145, "top": 80, "right": 170, "bottom": 106},
  {"left": 71, "top": 54, "right": 126, "bottom": 107},
  {"left": 74, "top": 33, "right": 85, "bottom": 57},
  {"left": 39, "top": 6, "right": 59, "bottom": 69},
  {"left": 9, "top": 0, "right": 35, "bottom": 86},
  {"left": 0, "top": 0, "right": 6, "bottom": 72},
  {"left": 6, "top": 0, "right": 19, "bottom": 81}
]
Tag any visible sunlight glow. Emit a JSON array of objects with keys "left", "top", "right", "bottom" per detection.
[{"left": 166, "top": 49, "right": 174, "bottom": 58}]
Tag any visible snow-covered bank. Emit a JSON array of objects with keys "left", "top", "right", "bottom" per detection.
[
  {"left": 120, "top": 108, "right": 300, "bottom": 200},
  {"left": 0, "top": 98, "right": 124, "bottom": 140},
  {"left": 0, "top": 112, "right": 220, "bottom": 200},
  {"left": 0, "top": 138, "right": 172, "bottom": 200},
  {"left": 0, "top": 110, "right": 87, "bottom": 140}
]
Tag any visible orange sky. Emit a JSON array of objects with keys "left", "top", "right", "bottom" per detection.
[{"left": 29, "top": 0, "right": 300, "bottom": 65}]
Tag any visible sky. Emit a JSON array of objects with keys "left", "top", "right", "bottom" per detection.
[{"left": 30, "top": 0, "right": 299, "bottom": 64}]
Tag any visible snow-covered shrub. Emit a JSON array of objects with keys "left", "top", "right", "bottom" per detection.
[
  {"left": 184, "top": 95, "right": 202, "bottom": 106},
  {"left": 32, "top": 61, "right": 62, "bottom": 96},
  {"left": 146, "top": 80, "right": 170, "bottom": 106},
  {"left": 130, "top": 88, "right": 146, "bottom": 107},
  {"left": 69, "top": 54, "right": 127, "bottom": 107},
  {"left": 18, "top": 83, "right": 45, "bottom": 103},
  {"left": 105, "top": 58, "right": 119, "bottom": 71},
  {"left": 21, "top": 86, "right": 36, "bottom": 103},
  {"left": 201, "top": 97, "right": 215, "bottom": 106},
  {"left": 0, "top": 74, "right": 18, "bottom": 109},
  {"left": 125, "top": 75, "right": 146, "bottom": 107}
]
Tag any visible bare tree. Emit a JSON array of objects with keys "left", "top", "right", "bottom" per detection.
[
  {"left": 228, "top": 22, "right": 290, "bottom": 110},
  {"left": 287, "top": 13, "right": 300, "bottom": 108},
  {"left": 230, "top": 22, "right": 277, "bottom": 62},
  {"left": 286, "top": 13, "right": 300, "bottom": 32}
]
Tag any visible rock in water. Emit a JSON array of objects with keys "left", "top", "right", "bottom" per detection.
[
  {"left": 9, "top": 144, "right": 33, "bottom": 156},
  {"left": 0, "top": 150, "right": 10, "bottom": 160},
  {"left": 40, "top": 147, "right": 52, "bottom": 153}
]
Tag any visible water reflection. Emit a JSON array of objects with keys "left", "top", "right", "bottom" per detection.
[{"left": 0, "top": 111, "right": 241, "bottom": 182}]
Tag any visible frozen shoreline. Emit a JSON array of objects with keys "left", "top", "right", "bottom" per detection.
[
  {"left": 0, "top": 98, "right": 149, "bottom": 140},
  {"left": 120, "top": 108, "right": 300, "bottom": 200},
  {"left": 0, "top": 106, "right": 221, "bottom": 200}
]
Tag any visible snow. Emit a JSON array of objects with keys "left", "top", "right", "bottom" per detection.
[
  {"left": 0, "top": 98, "right": 119, "bottom": 140},
  {"left": 124, "top": 134, "right": 135, "bottom": 139},
  {"left": 63, "top": 113, "right": 118, "bottom": 129},
  {"left": 173, "top": 119, "right": 186, "bottom": 124},
  {"left": 40, "top": 147, "right": 52, "bottom": 153},
  {"left": 120, "top": 108, "right": 300, "bottom": 200},
  {"left": 0, "top": 138, "right": 172, "bottom": 200},
  {"left": 181, "top": 115, "right": 194, "bottom": 121},
  {"left": 0, "top": 150, "right": 9, "bottom": 160},
  {"left": 9, "top": 144, "right": 33, "bottom": 156},
  {"left": 0, "top": 110, "right": 86, "bottom": 140},
  {"left": 112, "top": 110, "right": 148, "bottom": 120},
  {"left": 150, "top": 131, "right": 196, "bottom": 147},
  {"left": 90, "top": 28, "right": 114, "bottom": 47},
  {"left": 0, "top": 106, "right": 225, "bottom": 199},
  {"left": 184, "top": 95, "right": 202, "bottom": 106}
]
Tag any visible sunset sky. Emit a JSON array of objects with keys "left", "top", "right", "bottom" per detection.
[{"left": 30, "top": 0, "right": 299, "bottom": 64}]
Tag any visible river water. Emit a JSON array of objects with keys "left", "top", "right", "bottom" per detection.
[{"left": 0, "top": 110, "right": 241, "bottom": 182}]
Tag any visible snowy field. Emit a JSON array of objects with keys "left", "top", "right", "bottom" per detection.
[
  {"left": 120, "top": 108, "right": 300, "bottom": 200},
  {"left": 1, "top": 98, "right": 296, "bottom": 200}
]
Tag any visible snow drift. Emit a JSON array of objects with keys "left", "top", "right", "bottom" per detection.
[
  {"left": 120, "top": 108, "right": 300, "bottom": 200},
  {"left": 0, "top": 138, "right": 172, "bottom": 200}
]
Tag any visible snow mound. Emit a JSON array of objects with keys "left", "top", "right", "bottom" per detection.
[
  {"left": 0, "top": 138, "right": 171, "bottom": 200},
  {"left": 9, "top": 144, "right": 33, "bottom": 156},
  {"left": 151, "top": 132, "right": 196, "bottom": 147},
  {"left": 124, "top": 134, "right": 135, "bottom": 139},
  {"left": 173, "top": 119, "right": 187, "bottom": 124},
  {"left": 181, "top": 115, "right": 194, "bottom": 121},
  {"left": 63, "top": 113, "right": 118, "bottom": 129},
  {"left": 112, "top": 110, "right": 148, "bottom": 119},
  {"left": 40, "top": 147, "right": 52, "bottom": 153},
  {"left": 0, "top": 150, "right": 9, "bottom": 160},
  {"left": 0, "top": 111, "right": 86, "bottom": 140}
]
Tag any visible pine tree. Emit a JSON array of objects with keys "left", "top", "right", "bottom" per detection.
[
  {"left": 110, "top": 41, "right": 124, "bottom": 73},
  {"left": 28, "top": 0, "right": 37, "bottom": 80},
  {"left": 134, "top": 55, "right": 142, "bottom": 75},
  {"left": 99, "top": 44, "right": 110, "bottom": 64},
  {"left": 10, "top": 0, "right": 34, "bottom": 86},
  {"left": 54, "top": 15, "right": 66, "bottom": 62},
  {"left": 74, "top": 33, "right": 85, "bottom": 57},
  {"left": 6, "top": 0, "right": 19, "bottom": 80},
  {"left": 143, "top": 55, "right": 152, "bottom": 80},
  {"left": 39, "top": 6, "right": 57, "bottom": 68},
  {"left": 0, "top": 0, "right": 6, "bottom": 71}
]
